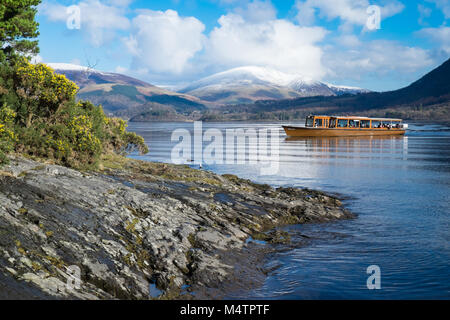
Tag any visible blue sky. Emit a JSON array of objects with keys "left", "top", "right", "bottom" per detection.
[{"left": 36, "top": 0, "right": 450, "bottom": 91}]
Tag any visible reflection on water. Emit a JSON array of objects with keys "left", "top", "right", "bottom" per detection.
[
  {"left": 128, "top": 121, "right": 450, "bottom": 300},
  {"left": 284, "top": 136, "right": 408, "bottom": 161}
]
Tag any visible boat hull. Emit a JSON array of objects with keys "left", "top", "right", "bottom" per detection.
[{"left": 283, "top": 126, "right": 406, "bottom": 137}]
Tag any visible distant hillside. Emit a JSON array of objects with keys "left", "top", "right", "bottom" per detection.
[
  {"left": 48, "top": 59, "right": 449, "bottom": 122},
  {"left": 221, "top": 58, "right": 450, "bottom": 120},
  {"left": 178, "top": 66, "right": 370, "bottom": 105},
  {"left": 114, "top": 102, "right": 196, "bottom": 122},
  {"left": 48, "top": 63, "right": 207, "bottom": 115}
]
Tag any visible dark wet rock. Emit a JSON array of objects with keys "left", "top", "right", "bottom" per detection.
[{"left": 0, "top": 156, "right": 353, "bottom": 300}]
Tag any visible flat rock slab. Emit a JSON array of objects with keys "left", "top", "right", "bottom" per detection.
[{"left": 0, "top": 156, "right": 353, "bottom": 299}]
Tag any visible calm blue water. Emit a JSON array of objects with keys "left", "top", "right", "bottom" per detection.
[{"left": 128, "top": 121, "right": 450, "bottom": 300}]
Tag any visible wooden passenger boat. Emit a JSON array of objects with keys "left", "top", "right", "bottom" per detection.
[{"left": 283, "top": 115, "right": 408, "bottom": 137}]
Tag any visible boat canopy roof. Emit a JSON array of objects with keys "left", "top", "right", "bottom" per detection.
[{"left": 308, "top": 115, "right": 403, "bottom": 122}]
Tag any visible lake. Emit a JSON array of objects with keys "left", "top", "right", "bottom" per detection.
[{"left": 128, "top": 121, "right": 450, "bottom": 299}]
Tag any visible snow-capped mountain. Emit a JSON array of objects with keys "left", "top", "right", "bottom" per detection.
[
  {"left": 179, "top": 66, "right": 370, "bottom": 105},
  {"left": 47, "top": 63, "right": 207, "bottom": 114},
  {"left": 47, "top": 63, "right": 370, "bottom": 113},
  {"left": 47, "top": 63, "right": 90, "bottom": 72},
  {"left": 47, "top": 63, "right": 154, "bottom": 88},
  {"left": 181, "top": 66, "right": 299, "bottom": 91},
  {"left": 324, "top": 83, "right": 372, "bottom": 95}
]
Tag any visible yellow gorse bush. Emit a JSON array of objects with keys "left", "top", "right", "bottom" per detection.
[
  {"left": 0, "top": 105, "right": 16, "bottom": 140},
  {"left": 0, "top": 105, "right": 16, "bottom": 163},
  {"left": 14, "top": 58, "right": 79, "bottom": 127},
  {"left": 69, "top": 114, "right": 101, "bottom": 153},
  {"left": 1, "top": 58, "right": 148, "bottom": 168},
  {"left": 104, "top": 117, "right": 128, "bottom": 135},
  {"left": 16, "top": 61, "right": 78, "bottom": 104}
]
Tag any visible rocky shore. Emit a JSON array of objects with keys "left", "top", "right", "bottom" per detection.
[{"left": 0, "top": 155, "right": 353, "bottom": 300}]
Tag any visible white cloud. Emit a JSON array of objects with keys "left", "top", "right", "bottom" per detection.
[
  {"left": 380, "top": 1, "right": 406, "bottom": 20},
  {"left": 324, "top": 39, "right": 433, "bottom": 81},
  {"left": 205, "top": 11, "right": 328, "bottom": 79},
  {"left": 38, "top": 0, "right": 436, "bottom": 89},
  {"left": 115, "top": 65, "right": 128, "bottom": 73},
  {"left": 120, "top": 2, "right": 326, "bottom": 80},
  {"left": 418, "top": 4, "right": 432, "bottom": 25},
  {"left": 233, "top": 0, "right": 277, "bottom": 23},
  {"left": 426, "top": 0, "right": 450, "bottom": 19},
  {"left": 40, "top": 0, "right": 130, "bottom": 47},
  {"left": 70, "top": 58, "right": 82, "bottom": 65},
  {"left": 123, "top": 9, "right": 206, "bottom": 74},
  {"left": 418, "top": 27, "right": 450, "bottom": 53},
  {"left": 107, "top": 0, "right": 133, "bottom": 7},
  {"left": 336, "top": 34, "right": 362, "bottom": 47},
  {"left": 295, "top": 0, "right": 404, "bottom": 28}
]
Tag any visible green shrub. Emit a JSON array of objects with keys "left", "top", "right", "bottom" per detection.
[
  {"left": 0, "top": 104, "right": 16, "bottom": 164},
  {"left": 1, "top": 59, "right": 148, "bottom": 169},
  {"left": 13, "top": 58, "right": 78, "bottom": 127}
]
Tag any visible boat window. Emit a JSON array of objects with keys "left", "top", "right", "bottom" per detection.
[
  {"left": 349, "top": 120, "right": 359, "bottom": 128},
  {"left": 306, "top": 117, "right": 314, "bottom": 127},
  {"left": 329, "top": 119, "right": 336, "bottom": 128},
  {"left": 371, "top": 120, "right": 381, "bottom": 128},
  {"left": 337, "top": 119, "right": 348, "bottom": 128},
  {"left": 361, "top": 120, "right": 370, "bottom": 128},
  {"left": 314, "top": 118, "right": 323, "bottom": 127}
]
